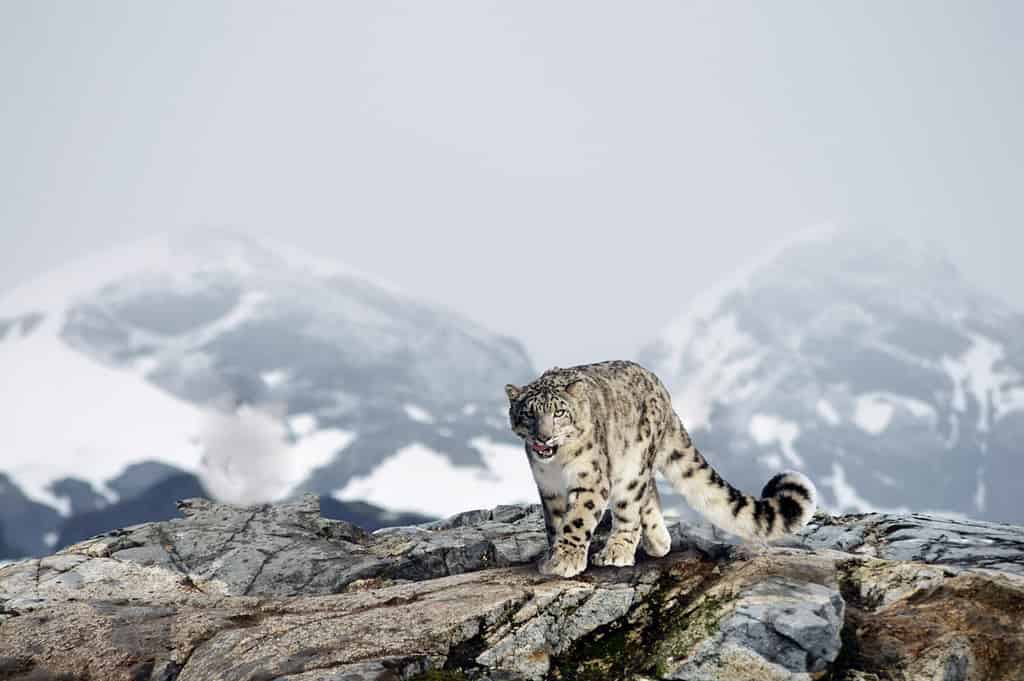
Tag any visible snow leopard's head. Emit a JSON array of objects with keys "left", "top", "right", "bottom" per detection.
[{"left": 505, "top": 369, "right": 590, "bottom": 460}]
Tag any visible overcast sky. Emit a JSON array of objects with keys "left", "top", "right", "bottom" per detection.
[{"left": 1, "top": 1, "right": 1021, "bottom": 370}]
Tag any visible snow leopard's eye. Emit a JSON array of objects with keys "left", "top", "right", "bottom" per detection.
[{"left": 554, "top": 409, "right": 567, "bottom": 418}]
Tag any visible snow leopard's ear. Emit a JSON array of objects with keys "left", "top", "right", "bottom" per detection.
[
  {"left": 505, "top": 384, "right": 522, "bottom": 403},
  {"left": 566, "top": 380, "right": 585, "bottom": 399}
]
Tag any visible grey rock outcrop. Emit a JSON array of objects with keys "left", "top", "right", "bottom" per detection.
[
  {"left": 801, "top": 511, "right": 1024, "bottom": 576},
  {"left": 2, "top": 496, "right": 1023, "bottom": 681}
]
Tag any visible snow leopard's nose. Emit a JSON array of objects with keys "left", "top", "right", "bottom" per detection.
[{"left": 535, "top": 414, "right": 555, "bottom": 440}]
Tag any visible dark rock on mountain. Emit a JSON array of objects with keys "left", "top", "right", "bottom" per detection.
[
  {"left": 0, "top": 525, "right": 19, "bottom": 563},
  {"left": 55, "top": 473, "right": 210, "bottom": 549},
  {"left": 54, "top": 472, "right": 436, "bottom": 552},
  {"left": 318, "top": 496, "right": 434, "bottom": 530},
  {"left": 2, "top": 497, "right": 1022, "bottom": 680},
  {"left": 48, "top": 477, "right": 110, "bottom": 515},
  {"left": 107, "top": 461, "right": 190, "bottom": 500},
  {"left": 0, "top": 474, "right": 61, "bottom": 558}
]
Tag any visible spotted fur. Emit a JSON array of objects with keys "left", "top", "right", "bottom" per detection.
[{"left": 505, "top": 360, "right": 818, "bottom": 577}]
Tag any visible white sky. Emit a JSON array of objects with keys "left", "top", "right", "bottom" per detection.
[{"left": 1, "top": 1, "right": 1021, "bottom": 370}]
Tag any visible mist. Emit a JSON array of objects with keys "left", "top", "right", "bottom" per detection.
[{"left": 2, "top": 2, "right": 1022, "bottom": 370}]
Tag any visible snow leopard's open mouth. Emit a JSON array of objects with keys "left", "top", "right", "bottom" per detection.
[{"left": 530, "top": 441, "right": 557, "bottom": 458}]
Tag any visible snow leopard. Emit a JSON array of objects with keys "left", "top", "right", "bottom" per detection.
[{"left": 505, "top": 360, "right": 817, "bottom": 577}]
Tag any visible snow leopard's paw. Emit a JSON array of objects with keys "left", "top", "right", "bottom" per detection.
[
  {"left": 593, "top": 536, "right": 638, "bottom": 567},
  {"left": 642, "top": 522, "right": 672, "bottom": 558},
  {"left": 539, "top": 547, "right": 588, "bottom": 578}
]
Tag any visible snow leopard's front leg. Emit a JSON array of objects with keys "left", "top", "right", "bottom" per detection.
[
  {"left": 593, "top": 472, "right": 652, "bottom": 567},
  {"left": 539, "top": 492, "right": 565, "bottom": 548},
  {"left": 537, "top": 471, "right": 609, "bottom": 578}
]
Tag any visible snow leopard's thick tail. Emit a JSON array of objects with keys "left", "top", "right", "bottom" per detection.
[{"left": 655, "top": 423, "right": 817, "bottom": 541}]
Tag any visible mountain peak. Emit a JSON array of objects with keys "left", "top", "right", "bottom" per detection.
[
  {"left": 0, "top": 232, "right": 536, "bottom": 557},
  {"left": 642, "top": 228, "right": 1024, "bottom": 523},
  {"left": 650, "top": 225, "right": 1003, "bottom": 376}
]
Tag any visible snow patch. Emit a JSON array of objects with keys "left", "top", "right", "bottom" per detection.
[
  {"left": 670, "top": 314, "right": 762, "bottom": 431},
  {"left": 0, "top": 307, "right": 356, "bottom": 513},
  {"left": 942, "top": 333, "right": 1024, "bottom": 430},
  {"left": 748, "top": 414, "right": 804, "bottom": 467},
  {"left": 822, "top": 463, "right": 967, "bottom": 518},
  {"left": 853, "top": 395, "right": 895, "bottom": 435},
  {"left": 872, "top": 471, "right": 900, "bottom": 488},
  {"left": 823, "top": 463, "right": 909, "bottom": 514},
  {"left": 658, "top": 223, "right": 839, "bottom": 376},
  {"left": 816, "top": 399, "right": 841, "bottom": 426},
  {"left": 132, "top": 356, "right": 160, "bottom": 376},
  {"left": 853, "top": 392, "right": 936, "bottom": 434},
  {"left": 261, "top": 369, "right": 290, "bottom": 388},
  {"left": 0, "top": 311, "right": 206, "bottom": 513},
  {"left": 1003, "top": 387, "right": 1024, "bottom": 415},
  {"left": 890, "top": 395, "right": 938, "bottom": 423},
  {"left": 284, "top": 428, "right": 355, "bottom": 498},
  {"left": 288, "top": 414, "right": 318, "bottom": 437},
  {"left": 403, "top": 404, "right": 435, "bottom": 424},
  {"left": 198, "top": 405, "right": 354, "bottom": 504},
  {"left": 334, "top": 439, "right": 536, "bottom": 517}
]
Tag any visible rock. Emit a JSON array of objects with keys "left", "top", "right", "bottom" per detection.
[
  {"left": 661, "top": 575, "right": 845, "bottom": 680},
  {"left": 833, "top": 558, "right": 1024, "bottom": 680},
  {"left": 1, "top": 496, "right": 1022, "bottom": 680},
  {"left": 801, "top": 512, "right": 1024, "bottom": 576}
]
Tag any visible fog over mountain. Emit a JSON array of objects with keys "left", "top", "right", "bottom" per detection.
[
  {"left": 643, "top": 227, "right": 1024, "bottom": 524},
  {"left": 0, "top": 230, "right": 536, "bottom": 556},
  {"left": 1, "top": 228, "right": 1021, "bottom": 558}
]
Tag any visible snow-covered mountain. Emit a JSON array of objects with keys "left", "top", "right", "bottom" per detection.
[
  {"left": 0, "top": 230, "right": 538, "bottom": 556},
  {"left": 7, "top": 227, "right": 1021, "bottom": 557},
  {"left": 640, "top": 227, "right": 1024, "bottom": 524}
]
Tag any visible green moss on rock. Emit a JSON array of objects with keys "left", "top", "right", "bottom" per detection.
[
  {"left": 408, "top": 670, "right": 471, "bottom": 681},
  {"left": 650, "top": 591, "right": 735, "bottom": 677},
  {"left": 551, "top": 562, "right": 724, "bottom": 680}
]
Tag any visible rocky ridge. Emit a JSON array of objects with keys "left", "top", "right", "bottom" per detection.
[{"left": 1, "top": 497, "right": 1022, "bottom": 681}]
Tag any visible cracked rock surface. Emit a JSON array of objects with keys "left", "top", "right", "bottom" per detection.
[{"left": 1, "top": 496, "right": 1022, "bottom": 680}]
